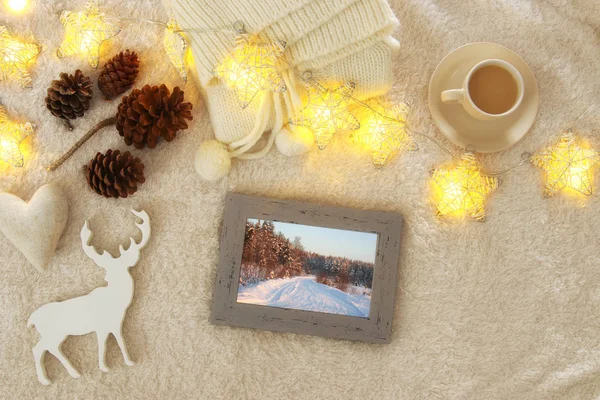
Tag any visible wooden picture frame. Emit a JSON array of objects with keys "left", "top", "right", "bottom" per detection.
[{"left": 211, "top": 193, "right": 403, "bottom": 344}]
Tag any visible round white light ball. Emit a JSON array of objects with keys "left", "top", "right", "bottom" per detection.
[
  {"left": 275, "top": 126, "right": 314, "bottom": 157},
  {"left": 7, "top": 0, "right": 28, "bottom": 12},
  {"left": 194, "top": 140, "right": 231, "bottom": 181}
]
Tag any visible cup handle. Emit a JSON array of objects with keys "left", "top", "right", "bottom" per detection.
[{"left": 441, "top": 89, "right": 464, "bottom": 103}]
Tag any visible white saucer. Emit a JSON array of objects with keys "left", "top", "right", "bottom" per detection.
[{"left": 428, "top": 42, "right": 539, "bottom": 153}]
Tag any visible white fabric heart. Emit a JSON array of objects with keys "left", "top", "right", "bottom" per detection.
[{"left": 0, "top": 183, "right": 68, "bottom": 272}]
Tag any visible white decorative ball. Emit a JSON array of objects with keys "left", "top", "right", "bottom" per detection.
[
  {"left": 194, "top": 140, "right": 232, "bottom": 181},
  {"left": 275, "top": 126, "right": 314, "bottom": 157}
]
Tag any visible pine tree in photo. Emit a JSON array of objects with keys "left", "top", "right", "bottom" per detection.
[
  {"left": 240, "top": 222, "right": 260, "bottom": 285},
  {"left": 251, "top": 220, "right": 262, "bottom": 266},
  {"left": 242, "top": 222, "right": 256, "bottom": 264}
]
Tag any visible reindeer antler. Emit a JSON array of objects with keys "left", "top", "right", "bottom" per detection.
[
  {"left": 131, "top": 210, "right": 151, "bottom": 249},
  {"left": 80, "top": 210, "right": 152, "bottom": 268},
  {"left": 81, "top": 220, "right": 112, "bottom": 268}
]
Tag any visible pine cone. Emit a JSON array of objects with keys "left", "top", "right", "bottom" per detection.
[
  {"left": 45, "top": 70, "right": 93, "bottom": 121},
  {"left": 98, "top": 50, "right": 140, "bottom": 99},
  {"left": 116, "top": 84, "right": 193, "bottom": 149},
  {"left": 86, "top": 149, "right": 145, "bottom": 199}
]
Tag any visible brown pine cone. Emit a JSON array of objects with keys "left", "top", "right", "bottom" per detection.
[
  {"left": 98, "top": 50, "right": 140, "bottom": 99},
  {"left": 45, "top": 70, "right": 93, "bottom": 121},
  {"left": 116, "top": 84, "right": 193, "bottom": 149},
  {"left": 86, "top": 149, "right": 145, "bottom": 199}
]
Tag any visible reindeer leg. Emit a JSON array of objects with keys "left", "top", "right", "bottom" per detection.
[
  {"left": 32, "top": 341, "right": 51, "bottom": 386},
  {"left": 113, "top": 329, "right": 134, "bottom": 366},
  {"left": 48, "top": 341, "right": 81, "bottom": 379},
  {"left": 97, "top": 331, "right": 110, "bottom": 372}
]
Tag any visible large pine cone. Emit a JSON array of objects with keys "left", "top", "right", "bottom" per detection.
[
  {"left": 86, "top": 149, "right": 145, "bottom": 199},
  {"left": 45, "top": 70, "right": 93, "bottom": 121},
  {"left": 116, "top": 84, "right": 193, "bottom": 149},
  {"left": 98, "top": 50, "right": 140, "bottom": 99}
]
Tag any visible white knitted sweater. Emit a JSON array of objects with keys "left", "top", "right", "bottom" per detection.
[{"left": 164, "top": 0, "right": 399, "bottom": 178}]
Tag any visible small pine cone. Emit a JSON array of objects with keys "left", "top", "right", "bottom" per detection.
[
  {"left": 98, "top": 50, "right": 140, "bottom": 99},
  {"left": 116, "top": 84, "right": 193, "bottom": 149},
  {"left": 86, "top": 149, "right": 145, "bottom": 199},
  {"left": 45, "top": 70, "right": 93, "bottom": 121}
]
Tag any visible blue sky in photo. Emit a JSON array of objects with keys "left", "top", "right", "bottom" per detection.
[{"left": 248, "top": 218, "right": 378, "bottom": 263}]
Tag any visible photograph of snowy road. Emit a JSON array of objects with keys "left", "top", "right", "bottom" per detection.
[{"left": 237, "top": 219, "right": 377, "bottom": 317}]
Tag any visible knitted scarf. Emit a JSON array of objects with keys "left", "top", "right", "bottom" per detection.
[{"left": 164, "top": 0, "right": 399, "bottom": 178}]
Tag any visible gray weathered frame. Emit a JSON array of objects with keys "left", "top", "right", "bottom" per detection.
[{"left": 210, "top": 193, "right": 403, "bottom": 344}]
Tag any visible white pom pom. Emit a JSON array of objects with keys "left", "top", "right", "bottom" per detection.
[
  {"left": 275, "top": 126, "right": 314, "bottom": 157},
  {"left": 194, "top": 140, "right": 232, "bottom": 181}
]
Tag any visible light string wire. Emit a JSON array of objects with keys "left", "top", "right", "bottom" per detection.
[
  {"left": 93, "top": 17, "right": 597, "bottom": 177},
  {"left": 566, "top": 103, "right": 597, "bottom": 132},
  {"left": 107, "top": 16, "right": 237, "bottom": 35},
  {"left": 484, "top": 152, "right": 532, "bottom": 177},
  {"left": 484, "top": 103, "right": 597, "bottom": 176}
]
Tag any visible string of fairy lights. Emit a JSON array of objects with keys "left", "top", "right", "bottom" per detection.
[{"left": 0, "top": 0, "right": 598, "bottom": 222}]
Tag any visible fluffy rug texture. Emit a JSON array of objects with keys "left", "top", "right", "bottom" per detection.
[{"left": 0, "top": 0, "right": 599, "bottom": 398}]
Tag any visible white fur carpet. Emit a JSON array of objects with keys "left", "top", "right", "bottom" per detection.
[{"left": 1, "top": 0, "right": 599, "bottom": 398}]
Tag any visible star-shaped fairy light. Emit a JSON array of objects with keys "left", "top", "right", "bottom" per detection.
[
  {"left": 0, "top": 106, "right": 34, "bottom": 167},
  {"left": 290, "top": 82, "right": 360, "bottom": 150},
  {"left": 0, "top": 26, "right": 40, "bottom": 88},
  {"left": 163, "top": 18, "right": 188, "bottom": 82},
  {"left": 7, "top": 0, "right": 28, "bottom": 13},
  {"left": 431, "top": 151, "right": 499, "bottom": 221},
  {"left": 352, "top": 99, "right": 417, "bottom": 167},
  {"left": 57, "top": 1, "right": 120, "bottom": 68},
  {"left": 531, "top": 130, "right": 599, "bottom": 197},
  {"left": 214, "top": 32, "right": 286, "bottom": 109}
]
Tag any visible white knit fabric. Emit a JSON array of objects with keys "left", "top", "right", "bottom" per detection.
[
  {"left": 168, "top": 0, "right": 399, "bottom": 86},
  {"left": 166, "top": 0, "right": 400, "bottom": 169}
]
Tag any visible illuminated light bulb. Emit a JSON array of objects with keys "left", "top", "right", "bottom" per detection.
[
  {"left": 0, "top": 26, "right": 40, "bottom": 88},
  {"left": 163, "top": 18, "right": 189, "bottom": 82},
  {"left": 56, "top": 1, "right": 120, "bottom": 68},
  {"left": 430, "top": 151, "right": 499, "bottom": 221},
  {"left": 214, "top": 31, "right": 286, "bottom": 109},
  {"left": 0, "top": 106, "right": 34, "bottom": 167},
  {"left": 290, "top": 82, "right": 360, "bottom": 150},
  {"left": 531, "top": 130, "right": 599, "bottom": 197},
  {"left": 353, "top": 100, "right": 417, "bottom": 167},
  {"left": 7, "top": 0, "right": 27, "bottom": 12}
]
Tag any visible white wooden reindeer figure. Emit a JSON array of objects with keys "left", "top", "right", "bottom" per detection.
[{"left": 28, "top": 210, "right": 151, "bottom": 385}]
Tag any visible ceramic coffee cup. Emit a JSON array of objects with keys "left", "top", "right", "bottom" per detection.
[{"left": 441, "top": 59, "right": 524, "bottom": 121}]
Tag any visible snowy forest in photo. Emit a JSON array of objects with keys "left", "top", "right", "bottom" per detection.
[{"left": 237, "top": 219, "right": 376, "bottom": 317}]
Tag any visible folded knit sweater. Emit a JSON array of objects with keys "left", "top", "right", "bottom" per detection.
[{"left": 163, "top": 0, "right": 400, "bottom": 180}]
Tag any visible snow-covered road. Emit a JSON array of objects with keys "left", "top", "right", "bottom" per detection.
[{"left": 237, "top": 276, "right": 371, "bottom": 317}]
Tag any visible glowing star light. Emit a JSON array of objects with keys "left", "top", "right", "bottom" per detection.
[
  {"left": 290, "top": 82, "right": 360, "bottom": 150},
  {"left": 431, "top": 151, "right": 499, "bottom": 221},
  {"left": 7, "top": 0, "right": 28, "bottom": 13},
  {"left": 163, "top": 18, "right": 188, "bottom": 82},
  {"left": 0, "top": 26, "right": 40, "bottom": 88},
  {"left": 531, "top": 131, "right": 599, "bottom": 197},
  {"left": 0, "top": 106, "right": 34, "bottom": 167},
  {"left": 57, "top": 2, "right": 120, "bottom": 68},
  {"left": 353, "top": 100, "right": 416, "bottom": 167},
  {"left": 214, "top": 32, "right": 286, "bottom": 109}
]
